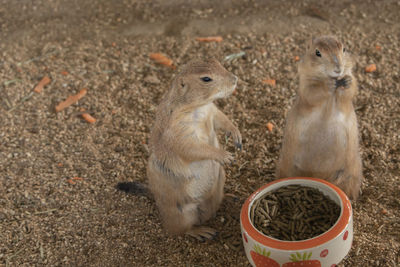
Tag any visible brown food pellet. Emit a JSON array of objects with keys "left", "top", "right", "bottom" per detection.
[{"left": 250, "top": 185, "right": 341, "bottom": 241}]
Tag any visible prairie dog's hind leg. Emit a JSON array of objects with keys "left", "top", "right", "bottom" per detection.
[
  {"left": 178, "top": 202, "right": 218, "bottom": 241},
  {"left": 196, "top": 164, "right": 226, "bottom": 221},
  {"left": 339, "top": 174, "right": 362, "bottom": 200},
  {"left": 330, "top": 164, "right": 362, "bottom": 200},
  {"left": 158, "top": 196, "right": 218, "bottom": 241},
  {"left": 185, "top": 166, "right": 225, "bottom": 241},
  {"left": 186, "top": 226, "right": 218, "bottom": 241}
]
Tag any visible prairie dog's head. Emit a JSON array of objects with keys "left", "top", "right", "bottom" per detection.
[
  {"left": 301, "top": 36, "right": 352, "bottom": 79},
  {"left": 172, "top": 59, "right": 238, "bottom": 103}
]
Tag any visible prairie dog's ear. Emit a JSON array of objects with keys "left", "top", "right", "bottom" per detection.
[
  {"left": 177, "top": 76, "right": 184, "bottom": 88},
  {"left": 177, "top": 76, "right": 189, "bottom": 96},
  {"left": 172, "top": 76, "right": 184, "bottom": 89}
]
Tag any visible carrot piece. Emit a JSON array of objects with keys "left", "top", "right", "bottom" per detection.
[
  {"left": 294, "top": 56, "right": 300, "bottom": 61},
  {"left": 81, "top": 113, "right": 96, "bottom": 124},
  {"left": 267, "top": 122, "right": 274, "bottom": 132},
  {"left": 375, "top": 45, "right": 382, "bottom": 51},
  {"left": 55, "top": 88, "right": 87, "bottom": 112},
  {"left": 196, "top": 36, "right": 223, "bottom": 42},
  {"left": 67, "top": 179, "right": 76, "bottom": 185},
  {"left": 149, "top": 53, "right": 176, "bottom": 69},
  {"left": 60, "top": 71, "right": 69, "bottom": 76},
  {"left": 365, "top": 64, "right": 376, "bottom": 73},
  {"left": 263, "top": 79, "right": 276, "bottom": 86},
  {"left": 33, "top": 76, "right": 51, "bottom": 93},
  {"left": 72, "top": 177, "right": 83, "bottom": 180}
]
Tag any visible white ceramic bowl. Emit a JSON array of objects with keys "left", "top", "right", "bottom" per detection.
[{"left": 240, "top": 177, "right": 353, "bottom": 267}]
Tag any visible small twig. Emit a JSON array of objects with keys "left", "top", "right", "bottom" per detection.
[
  {"left": 7, "top": 91, "right": 34, "bottom": 112},
  {"left": 16, "top": 49, "right": 58, "bottom": 66},
  {"left": 4, "top": 98, "right": 12, "bottom": 109},
  {"left": 34, "top": 208, "right": 58, "bottom": 215},
  {"left": 238, "top": 161, "right": 248, "bottom": 171},
  {"left": 4, "top": 79, "right": 22, "bottom": 86},
  {"left": 224, "top": 51, "right": 246, "bottom": 62},
  {"left": 40, "top": 244, "right": 44, "bottom": 259},
  {"left": 101, "top": 70, "right": 114, "bottom": 74},
  {"left": 1, "top": 88, "right": 13, "bottom": 109}
]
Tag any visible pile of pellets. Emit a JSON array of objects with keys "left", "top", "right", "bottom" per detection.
[{"left": 250, "top": 185, "right": 341, "bottom": 241}]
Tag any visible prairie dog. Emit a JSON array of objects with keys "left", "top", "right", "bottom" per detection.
[
  {"left": 147, "top": 59, "right": 242, "bottom": 240},
  {"left": 276, "top": 36, "right": 363, "bottom": 200}
]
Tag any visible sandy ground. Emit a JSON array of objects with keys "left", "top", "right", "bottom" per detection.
[{"left": 0, "top": 0, "right": 399, "bottom": 266}]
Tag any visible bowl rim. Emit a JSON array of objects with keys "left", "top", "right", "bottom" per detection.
[{"left": 240, "top": 177, "right": 352, "bottom": 250}]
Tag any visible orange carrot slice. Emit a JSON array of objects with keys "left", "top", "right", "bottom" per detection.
[
  {"left": 263, "top": 79, "right": 276, "bottom": 86},
  {"left": 72, "top": 177, "right": 83, "bottom": 180},
  {"left": 67, "top": 179, "right": 76, "bottom": 185},
  {"left": 81, "top": 113, "right": 96, "bottom": 124},
  {"left": 55, "top": 88, "right": 87, "bottom": 112},
  {"left": 294, "top": 56, "right": 300, "bottom": 61},
  {"left": 365, "top": 64, "right": 376, "bottom": 73},
  {"left": 267, "top": 122, "right": 274, "bottom": 132},
  {"left": 196, "top": 36, "right": 223, "bottom": 42},
  {"left": 149, "top": 53, "right": 175, "bottom": 69},
  {"left": 60, "top": 71, "right": 69, "bottom": 76},
  {"left": 33, "top": 76, "right": 51, "bottom": 93}
]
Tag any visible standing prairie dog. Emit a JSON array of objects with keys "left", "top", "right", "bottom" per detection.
[
  {"left": 276, "top": 36, "right": 363, "bottom": 200},
  {"left": 147, "top": 59, "right": 242, "bottom": 240}
]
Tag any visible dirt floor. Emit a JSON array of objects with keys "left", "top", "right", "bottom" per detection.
[{"left": 1, "top": 0, "right": 399, "bottom": 266}]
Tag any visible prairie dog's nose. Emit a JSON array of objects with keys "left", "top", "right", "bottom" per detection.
[{"left": 333, "top": 55, "right": 343, "bottom": 74}]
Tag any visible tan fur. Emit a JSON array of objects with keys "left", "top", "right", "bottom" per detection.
[
  {"left": 277, "top": 36, "right": 363, "bottom": 200},
  {"left": 147, "top": 59, "right": 241, "bottom": 240}
]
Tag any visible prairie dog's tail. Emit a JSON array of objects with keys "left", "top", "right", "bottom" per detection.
[{"left": 116, "top": 181, "right": 149, "bottom": 196}]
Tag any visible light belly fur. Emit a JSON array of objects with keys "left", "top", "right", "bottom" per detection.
[
  {"left": 295, "top": 109, "right": 348, "bottom": 172},
  {"left": 185, "top": 104, "right": 220, "bottom": 199},
  {"left": 186, "top": 159, "right": 220, "bottom": 199}
]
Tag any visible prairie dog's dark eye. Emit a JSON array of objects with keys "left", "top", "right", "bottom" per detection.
[
  {"left": 343, "top": 47, "right": 346, "bottom": 53},
  {"left": 201, "top": 77, "right": 212, "bottom": 82},
  {"left": 315, "top": 49, "right": 321, "bottom": 57}
]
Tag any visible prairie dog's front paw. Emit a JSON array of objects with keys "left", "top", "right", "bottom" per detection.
[
  {"left": 226, "top": 127, "right": 242, "bottom": 151},
  {"left": 336, "top": 75, "right": 352, "bottom": 89},
  {"left": 328, "top": 78, "right": 337, "bottom": 91},
  {"left": 217, "top": 150, "right": 234, "bottom": 165}
]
